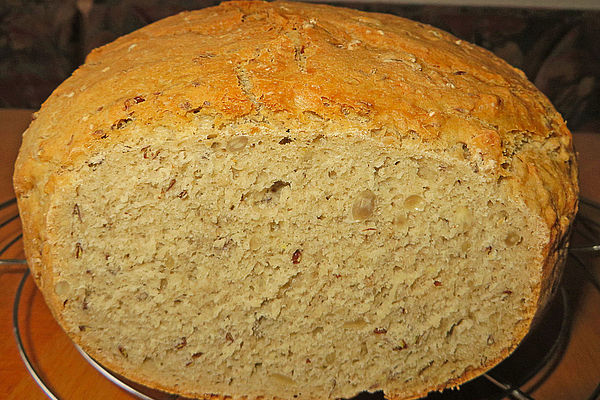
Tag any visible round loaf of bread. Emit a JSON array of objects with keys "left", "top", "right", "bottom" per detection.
[{"left": 14, "top": 1, "right": 578, "bottom": 399}]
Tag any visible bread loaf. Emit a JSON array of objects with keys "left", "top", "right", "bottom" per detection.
[{"left": 14, "top": 1, "right": 578, "bottom": 399}]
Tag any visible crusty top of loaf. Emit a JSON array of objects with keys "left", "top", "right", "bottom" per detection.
[
  {"left": 21, "top": 1, "right": 570, "bottom": 147},
  {"left": 14, "top": 0, "right": 577, "bottom": 252}
]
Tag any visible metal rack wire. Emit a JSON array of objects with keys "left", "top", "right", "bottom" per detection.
[{"left": 1, "top": 196, "right": 599, "bottom": 400}]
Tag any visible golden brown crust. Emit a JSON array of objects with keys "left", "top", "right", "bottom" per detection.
[{"left": 13, "top": 1, "right": 578, "bottom": 399}]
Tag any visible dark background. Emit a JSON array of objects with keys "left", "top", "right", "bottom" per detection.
[{"left": 1, "top": 0, "right": 599, "bottom": 131}]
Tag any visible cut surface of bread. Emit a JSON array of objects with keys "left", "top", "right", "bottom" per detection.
[
  {"left": 13, "top": 1, "right": 578, "bottom": 399},
  {"left": 49, "top": 127, "right": 544, "bottom": 399}
]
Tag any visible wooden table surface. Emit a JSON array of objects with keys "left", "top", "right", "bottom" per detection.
[{"left": 0, "top": 109, "right": 598, "bottom": 400}]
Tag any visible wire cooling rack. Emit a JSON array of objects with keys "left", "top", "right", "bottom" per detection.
[{"left": 1, "top": 196, "right": 599, "bottom": 400}]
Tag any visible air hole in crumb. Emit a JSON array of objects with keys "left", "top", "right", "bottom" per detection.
[
  {"left": 497, "top": 211, "right": 509, "bottom": 222},
  {"left": 407, "top": 129, "right": 419, "bottom": 139},
  {"left": 328, "top": 170, "right": 337, "bottom": 179},
  {"left": 159, "top": 278, "right": 168, "bottom": 292},
  {"left": 461, "top": 143, "right": 471, "bottom": 159},
  {"left": 279, "top": 137, "right": 293, "bottom": 144},
  {"left": 311, "top": 326, "right": 324, "bottom": 336},
  {"left": 269, "top": 180, "right": 290, "bottom": 193},
  {"left": 137, "top": 292, "right": 148, "bottom": 301}
]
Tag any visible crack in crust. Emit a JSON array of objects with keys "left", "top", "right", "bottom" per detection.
[{"left": 235, "top": 63, "right": 261, "bottom": 112}]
